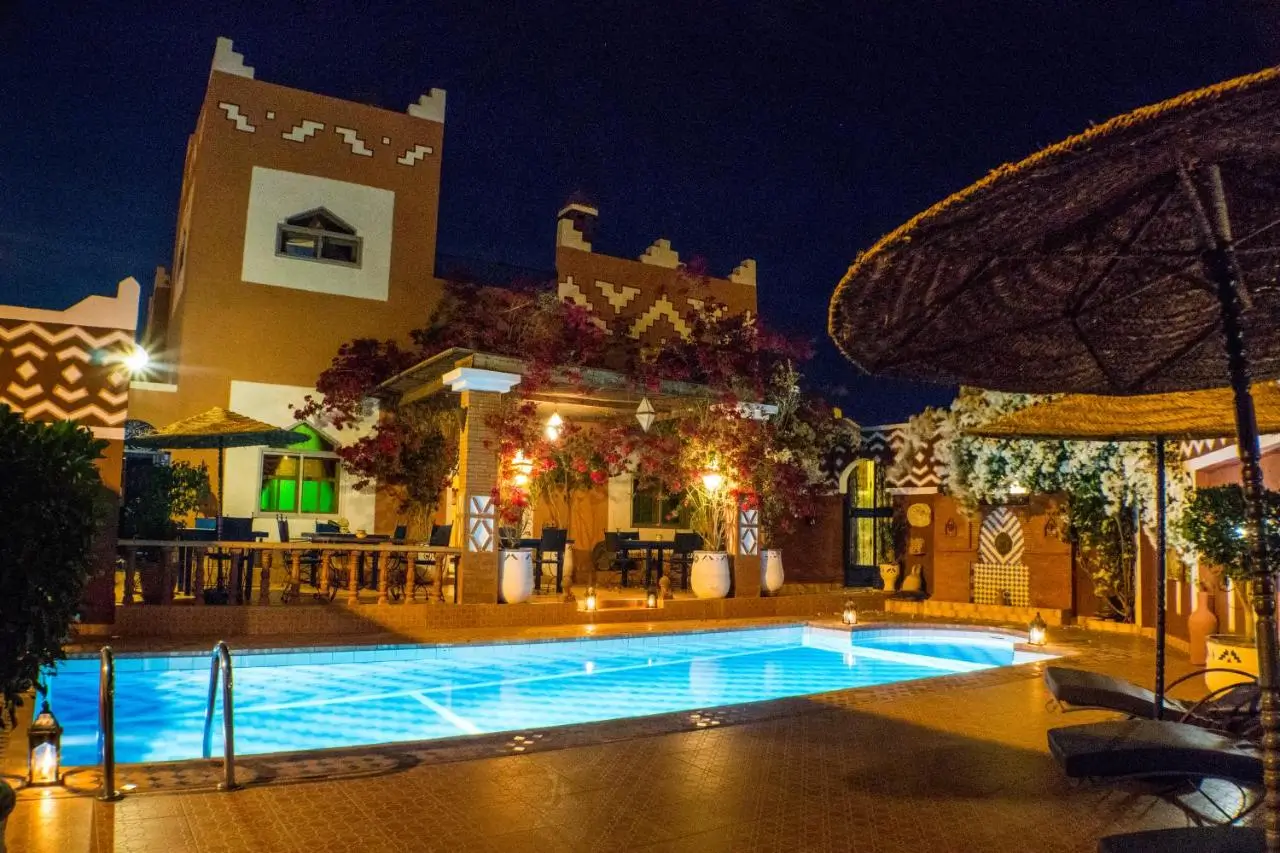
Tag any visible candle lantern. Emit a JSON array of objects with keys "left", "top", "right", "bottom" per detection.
[
  {"left": 646, "top": 590, "right": 658, "bottom": 609},
  {"left": 841, "top": 600, "right": 857, "bottom": 626},
  {"left": 1028, "top": 611, "right": 1048, "bottom": 646},
  {"left": 28, "top": 700, "right": 62, "bottom": 786},
  {"left": 585, "top": 586, "right": 597, "bottom": 612}
]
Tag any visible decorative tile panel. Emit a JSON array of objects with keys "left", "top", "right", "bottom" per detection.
[
  {"left": 467, "top": 494, "right": 496, "bottom": 553},
  {"left": 738, "top": 508, "right": 759, "bottom": 557}
]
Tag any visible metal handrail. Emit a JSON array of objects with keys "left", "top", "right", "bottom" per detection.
[
  {"left": 201, "top": 641, "right": 240, "bottom": 791},
  {"left": 97, "top": 646, "right": 122, "bottom": 801}
]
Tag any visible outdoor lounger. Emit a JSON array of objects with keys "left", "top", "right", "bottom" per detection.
[
  {"left": 1048, "top": 720, "right": 1261, "bottom": 786},
  {"left": 1097, "top": 826, "right": 1263, "bottom": 852},
  {"left": 1045, "top": 666, "right": 1260, "bottom": 736}
]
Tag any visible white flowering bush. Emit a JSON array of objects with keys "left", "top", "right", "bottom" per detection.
[{"left": 895, "top": 388, "right": 1194, "bottom": 621}]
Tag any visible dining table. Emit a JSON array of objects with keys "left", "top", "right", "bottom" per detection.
[
  {"left": 301, "top": 532, "right": 394, "bottom": 589},
  {"left": 616, "top": 540, "right": 677, "bottom": 587}
]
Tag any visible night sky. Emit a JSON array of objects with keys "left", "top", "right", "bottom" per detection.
[{"left": 2, "top": 2, "right": 1276, "bottom": 423}]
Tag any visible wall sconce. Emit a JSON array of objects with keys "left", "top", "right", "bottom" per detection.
[
  {"left": 635, "top": 397, "right": 656, "bottom": 433},
  {"left": 1028, "top": 611, "right": 1048, "bottom": 646},
  {"left": 122, "top": 345, "right": 151, "bottom": 375},
  {"left": 545, "top": 412, "right": 564, "bottom": 442},
  {"left": 841, "top": 600, "right": 857, "bottom": 626},
  {"left": 28, "top": 700, "right": 62, "bottom": 786}
]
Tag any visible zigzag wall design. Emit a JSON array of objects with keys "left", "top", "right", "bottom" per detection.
[
  {"left": 0, "top": 319, "right": 132, "bottom": 430},
  {"left": 860, "top": 424, "right": 944, "bottom": 490},
  {"left": 978, "top": 507, "right": 1024, "bottom": 565}
]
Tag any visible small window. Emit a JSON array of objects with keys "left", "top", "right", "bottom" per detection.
[
  {"left": 276, "top": 208, "right": 362, "bottom": 268},
  {"left": 631, "top": 482, "right": 688, "bottom": 528},
  {"left": 259, "top": 424, "right": 340, "bottom": 515}
]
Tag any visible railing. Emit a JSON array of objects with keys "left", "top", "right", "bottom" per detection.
[
  {"left": 115, "top": 540, "right": 461, "bottom": 606},
  {"left": 97, "top": 646, "right": 122, "bottom": 802},
  {"left": 202, "top": 641, "right": 240, "bottom": 791}
]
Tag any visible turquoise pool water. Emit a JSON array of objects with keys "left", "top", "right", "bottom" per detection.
[{"left": 45, "top": 625, "right": 1051, "bottom": 766}]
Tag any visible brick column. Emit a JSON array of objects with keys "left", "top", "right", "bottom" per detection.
[
  {"left": 733, "top": 506, "right": 762, "bottom": 598},
  {"left": 444, "top": 368, "right": 521, "bottom": 604}
]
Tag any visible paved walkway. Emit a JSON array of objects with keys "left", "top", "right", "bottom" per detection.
[{"left": 4, "top": 621, "right": 1257, "bottom": 853}]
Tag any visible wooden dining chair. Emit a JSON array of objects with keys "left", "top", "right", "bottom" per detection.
[{"left": 535, "top": 527, "right": 569, "bottom": 594}]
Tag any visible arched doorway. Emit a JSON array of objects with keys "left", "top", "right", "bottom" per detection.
[{"left": 841, "top": 458, "right": 892, "bottom": 587}]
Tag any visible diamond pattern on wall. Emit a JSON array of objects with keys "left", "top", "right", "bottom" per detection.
[
  {"left": 738, "top": 508, "right": 760, "bottom": 556},
  {"left": 595, "top": 280, "right": 640, "bottom": 313},
  {"left": 467, "top": 494, "right": 496, "bottom": 553}
]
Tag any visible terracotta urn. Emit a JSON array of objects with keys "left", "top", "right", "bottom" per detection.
[
  {"left": 900, "top": 564, "right": 924, "bottom": 594},
  {"left": 1187, "top": 590, "right": 1219, "bottom": 666},
  {"left": 691, "top": 551, "right": 731, "bottom": 599},
  {"left": 879, "top": 563, "right": 900, "bottom": 593},
  {"left": 761, "top": 549, "right": 784, "bottom": 595},
  {"left": 499, "top": 548, "right": 534, "bottom": 604}
]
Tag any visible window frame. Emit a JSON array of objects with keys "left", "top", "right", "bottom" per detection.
[
  {"left": 275, "top": 209, "right": 363, "bottom": 269},
  {"left": 256, "top": 446, "right": 342, "bottom": 518},
  {"left": 629, "top": 481, "right": 689, "bottom": 530}
]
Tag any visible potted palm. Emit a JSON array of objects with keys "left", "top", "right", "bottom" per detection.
[
  {"left": 119, "top": 461, "right": 211, "bottom": 603},
  {"left": 687, "top": 456, "right": 734, "bottom": 599},
  {"left": 1178, "top": 484, "right": 1280, "bottom": 691}
]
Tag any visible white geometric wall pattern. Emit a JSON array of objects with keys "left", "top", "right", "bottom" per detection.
[
  {"left": 334, "top": 127, "right": 373, "bottom": 156},
  {"left": 686, "top": 298, "right": 725, "bottom": 318},
  {"left": 628, "top": 296, "right": 691, "bottom": 339},
  {"left": 217, "top": 102, "right": 256, "bottom": 133},
  {"left": 466, "top": 494, "right": 496, "bottom": 553},
  {"left": 978, "top": 507, "right": 1025, "bottom": 566},
  {"left": 11, "top": 342, "right": 47, "bottom": 359},
  {"left": 738, "top": 509, "right": 759, "bottom": 556},
  {"left": 595, "top": 280, "right": 640, "bottom": 313},
  {"left": 1181, "top": 437, "right": 1232, "bottom": 459},
  {"left": 53, "top": 385, "right": 88, "bottom": 403},
  {"left": 558, "top": 275, "right": 591, "bottom": 309},
  {"left": 5, "top": 382, "right": 40, "bottom": 401},
  {"left": 16, "top": 361, "right": 37, "bottom": 381},
  {"left": 860, "top": 423, "right": 945, "bottom": 490},
  {"left": 0, "top": 319, "right": 133, "bottom": 428},
  {"left": 971, "top": 562, "right": 1030, "bottom": 607},
  {"left": 396, "top": 144, "right": 435, "bottom": 166},
  {"left": 281, "top": 120, "right": 325, "bottom": 142}
]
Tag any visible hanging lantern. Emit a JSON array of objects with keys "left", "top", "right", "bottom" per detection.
[
  {"left": 635, "top": 397, "right": 656, "bottom": 433},
  {"left": 841, "top": 600, "right": 857, "bottom": 626},
  {"left": 28, "top": 700, "right": 63, "bottom": 786},
  {"left": 545, "top": 412, "right": 564, "bottom": 442},
  {"left": 701, "top": 456, "right": 724, "bottom": 493},
  {"left": 1028, "top": 611, "right": 1048, "bottom": 646},
  {"left": 511, "top": 450, "right": 533, "bottom": 487}
]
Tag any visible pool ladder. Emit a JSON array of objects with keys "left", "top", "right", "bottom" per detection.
[{"left": 202, "top": 640, "right": 241, "bottom": 791}]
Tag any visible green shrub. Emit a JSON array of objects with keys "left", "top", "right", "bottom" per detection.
[
  {"left": 119, "top": 460, "right": 210, "bottom": 539},
  {"left": 0, "top": 405, "right": 106, "bottom": 723},
  {"left": 1178, "top": 484, "right": 1280, "bottom": 585}
]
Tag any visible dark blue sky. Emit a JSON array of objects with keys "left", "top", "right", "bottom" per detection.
[{"left": 1, "top": 1, "right": 1275, "bottom": 423}]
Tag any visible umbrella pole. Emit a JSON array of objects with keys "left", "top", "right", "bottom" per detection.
[
  {"left": 1206, "top": 244, "right": 1278, "bottom": 848},
  {"left": 216, "top": 444, "right": 225, "bottom": 541},
  {"left": 1154, "top": 437, "right": 1167, "bottom": 720}
]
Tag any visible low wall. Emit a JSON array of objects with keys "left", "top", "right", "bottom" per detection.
[
  {"left": 89, "top": 591, "right": 884, "bottom": 640},
  {"left": 885, "top": 598, "right": 1070, "bottom": 627}
]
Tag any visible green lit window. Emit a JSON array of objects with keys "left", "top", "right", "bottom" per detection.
[{"left": 259, "top": 424, "right": 340, "bottom": 514}]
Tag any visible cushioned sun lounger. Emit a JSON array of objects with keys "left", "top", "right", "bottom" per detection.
[
  {"left": 1045, "top": 666, "right": 1260, "bottom": 735},
  {"left": 1098, "top": 826, "right": 1262, "bottom": 852},
  {"left": 1046, "top": 666, "right": 1186, "bottom": 719},
  {"left": 1048, "top": 720, "right": 1262, "bottom": 784}
]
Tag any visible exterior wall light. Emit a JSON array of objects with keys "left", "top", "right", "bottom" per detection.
[
  {"left": 28, "top": 700, "right": 62, "bottom": 786},
  {"left": 123, "top": 346, "right": 151, "bottom": 374},
  {"left": 1028, "top": 611, "right": 1048, "bottom": 646},
  {"left": 1008, "top": 482, "right": 1028, "bottom": 496},
  {"left": 701, "top": 458, "right": 724, "bottom": 493},
  {"left": 545, "top": 412, "right": 563, "bottom": 442},
  {"left": 511, "top": 450, "right": 532, "bottom": 487}
]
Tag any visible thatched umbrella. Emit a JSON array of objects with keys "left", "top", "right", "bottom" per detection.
[
  {"left": 970, "top": 384, "right": 1280, "bottom": 717},
  {"left": 129, "top": 407, "right": 307, "bottom": 536},
  {"left": 829, "top": 67, "right": 1280, "bottom": 847}
]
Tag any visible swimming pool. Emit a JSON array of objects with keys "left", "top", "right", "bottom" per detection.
[{"left": 46, "top": 625, "right": 1052, "bottom": 766}]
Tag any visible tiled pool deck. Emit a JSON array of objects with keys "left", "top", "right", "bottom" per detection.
[{"left": 4, "top": 617, "right": 1257, "bottom": 852}]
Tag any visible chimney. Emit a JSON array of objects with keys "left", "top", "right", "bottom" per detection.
[{"left": 557, "top": 195, "right": 598, "bottom": 252}]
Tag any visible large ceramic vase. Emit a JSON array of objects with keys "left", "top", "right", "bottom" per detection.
[
  {"left": 761, "top": 549, "right": 784, "bottom": 595},
  {"left": 1205, "top": 633, "right": 1259, "bottom": 694},
  {"left": 691, "top": 551, "right": 732, "bottom": 599},
  {"left": 900, "top": 565, "right": 924, "bottom": 594},
  {"left": 1188, "top": 590, "right": 1219, "bottom": 666},
  {"left": 499, "top": 548, "right": 534, "bottom": 604},
  {"left": 879, "top": 563, "right": 900, "bottom": 593}
]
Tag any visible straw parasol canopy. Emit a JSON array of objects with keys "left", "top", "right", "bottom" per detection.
[
  {"left": 829, "top": 67, "right": 1280, "bottom": 396},
  {"left": 970, "top": 383, "right": 1280, "bottom": 441},
  {"left": 129, "top": 407, "right": 305, "bottom": 451}
]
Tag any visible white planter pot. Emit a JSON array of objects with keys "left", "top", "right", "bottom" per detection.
[
  {"left": 499, "top": 549, "right": 534, "bottom": 604},
  {"left": 1205, "top": 634, "right": 1259, "bottom": 695},
  {"left": 761, "top": 549, "right": 784, "bottom": 594},
  {"left": 691, "top": 551, "right": 731, "bottom": 599}
]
